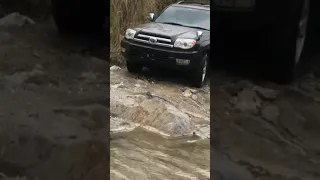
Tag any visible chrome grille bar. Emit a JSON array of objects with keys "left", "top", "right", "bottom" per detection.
[
  {"left": 133, "top": 38, "right": 173, "bottom": 48},
  {"left": 137, "top": 34, "right": 172, "bottom": 43}
]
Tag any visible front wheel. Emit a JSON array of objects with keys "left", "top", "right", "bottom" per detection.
[{"left": 191, "top": 54, "right": 208, "bottom": 88}]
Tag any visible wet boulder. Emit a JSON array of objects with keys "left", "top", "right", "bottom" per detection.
[{"left": 110, "top": 91, "right": 194, "bottom": 137}]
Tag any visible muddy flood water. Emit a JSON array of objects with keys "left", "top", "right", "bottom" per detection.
[
  {"left": 110, "top": 128, "right": 210, "bottom": 180},
  {"left": 110, "top": 68, "right": 210, "bottom": 180}
]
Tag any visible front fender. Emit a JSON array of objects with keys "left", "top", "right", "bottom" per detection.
[{"left": 200, "top": 40, "right": 210, "bottom": 52}]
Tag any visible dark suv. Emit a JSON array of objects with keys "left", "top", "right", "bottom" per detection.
[{"left": 121, "top": 1, "right": 210, "bottom": 88}]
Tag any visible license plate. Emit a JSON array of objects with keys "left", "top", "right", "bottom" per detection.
[
  {"left": 176, "top": 59, "right": 190, "bottom": 65},
  {"left": 214, "top": 0, "right": 255, "bottom": 8}
]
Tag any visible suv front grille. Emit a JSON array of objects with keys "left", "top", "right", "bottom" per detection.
[{"left": 133, "top": 33, "right": 173, "bottom": 48}]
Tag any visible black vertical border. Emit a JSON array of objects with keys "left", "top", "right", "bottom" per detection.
[
  {"left": 106, "top": 0, "right": 111, "bottom": 178},
  {"left": 210, "top": 0, "right": 214, "bottom": 179}
]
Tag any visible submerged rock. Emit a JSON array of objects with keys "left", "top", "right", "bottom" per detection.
[{"left": 111, "top": 94, "right": 193, "bottom": 136}]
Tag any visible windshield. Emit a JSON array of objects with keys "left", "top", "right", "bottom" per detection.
[{"left": 155, "top": 6, "right": 210, "bottom": 30}]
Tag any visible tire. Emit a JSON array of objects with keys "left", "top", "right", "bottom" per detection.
[
  {"left": 268, "top": 0, "right": 309, "bottom": 83},
  {"left": 192, "top": 54, "right": 208, "bottom": 88},
  {"left": 127, "top": 62, "right": 143, "bottom": 73},
  {"left": 51, "top": 0, "right": 107, "bottom": 35}
]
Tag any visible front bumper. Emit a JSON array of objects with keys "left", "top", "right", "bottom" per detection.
[{"left": 121, "top": 39, "right": 203, "bottom": 71}]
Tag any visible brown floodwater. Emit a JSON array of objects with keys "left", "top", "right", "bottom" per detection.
[{"left": 110, "top": 128, "right": 210, "bottom": 180}]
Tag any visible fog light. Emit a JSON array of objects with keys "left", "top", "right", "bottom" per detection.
[
  {"left": 121, "top": 48, "right": 126, "bottom": 52},
  {"left": 176, "top": 59, "right": 190, "bottom": 65}
]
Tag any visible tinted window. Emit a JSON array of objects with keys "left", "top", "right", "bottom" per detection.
[{"left": 155, "top": 6, "right": 210, "bottom": 30}]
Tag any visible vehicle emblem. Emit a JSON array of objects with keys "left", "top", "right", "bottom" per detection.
[{"left": 149, "top": 37, "right": 157, "bottom": 43}]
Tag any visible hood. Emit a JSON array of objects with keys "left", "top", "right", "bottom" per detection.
[{"left": 135, "top": 22, "right": 208, "bottom": 40}]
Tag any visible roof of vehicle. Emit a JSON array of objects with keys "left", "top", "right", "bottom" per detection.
[{"left": 171, "top": 1, "right": 210, "bottom": 11}]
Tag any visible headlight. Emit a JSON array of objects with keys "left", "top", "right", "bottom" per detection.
[
  {"left": 174, "top": 38, "right": 196, "bottom": 49},
  {"left": 125, "top": 29, "right": 136, "bottom": 39}
]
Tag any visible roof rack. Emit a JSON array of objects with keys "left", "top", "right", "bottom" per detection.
[{"left": 176, "top": 1, "right": 205, "bottom": 5}]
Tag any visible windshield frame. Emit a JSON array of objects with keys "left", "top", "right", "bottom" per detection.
[{"left": 154, "top": 5, "right": 210, "bottom": 31}]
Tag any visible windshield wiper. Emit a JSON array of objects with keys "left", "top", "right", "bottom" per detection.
[
  {"left": 159, "top": 22, "right": 209, "bottom": 31},
  {"left": 184, "top": 25, "right": 209, "bottom": 31},
  {"left": 160, "top": 22, "right": 185, "bottom": 26}
]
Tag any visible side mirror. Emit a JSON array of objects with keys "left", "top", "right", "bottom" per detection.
[
  {"left": 197, "top": 31, "right": 203, "bottom": 40},
  {"left": 148, "top": 13, "right": 155, "bottom": 21}
]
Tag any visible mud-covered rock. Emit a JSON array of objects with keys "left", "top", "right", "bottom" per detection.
[
  {"left": 182, "top": 88, "right": 193, "bottom": 97},
  {"left": 0, "top": 12, "right": 35, "bottom": 27},
  {"left": 111, "top": 94, "right": 193, "bottom": 136},
  {"left": 253, "top": 86, "right": 278, "bottom": 101},
  {"left": 234, "top": 88, "right": 260, "bottom": 115},
  {"left": 110, "top": 65, "right": 121, "bottom": 71}
]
